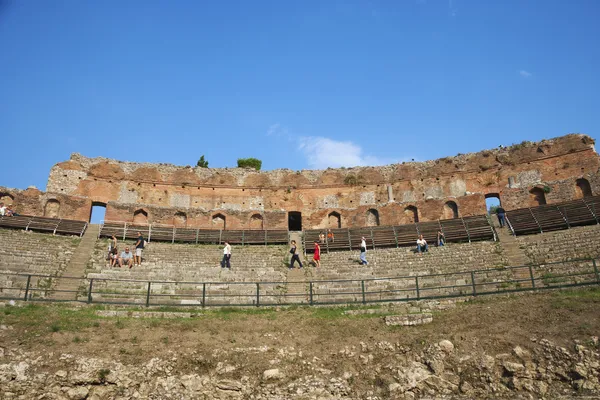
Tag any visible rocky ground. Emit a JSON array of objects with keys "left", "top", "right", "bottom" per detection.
[{"left": 1, "top": 288, "right": 600, "bottom": 399}]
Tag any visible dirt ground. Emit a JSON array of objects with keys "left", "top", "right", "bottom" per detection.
[{"left": 2, "top": 288, "right": 599, "bottom": 382}]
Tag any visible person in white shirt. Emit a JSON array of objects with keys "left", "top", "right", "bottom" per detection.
[
  {"left": 359, "top": 237, "right": 368, "bottom": 265},
  {"left": 221, "top": 241, "right": 232, "bottom": 269},
  {"left": 416, "top": 235, "right": 428, "bottom": 253},
  {"left": 0, "top": 203, "right": 5, "bottom": 216}
]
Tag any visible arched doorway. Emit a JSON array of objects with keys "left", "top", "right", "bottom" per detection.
[
  {"left": 328, "top": 211, "right": 341, "bottom": 228},
  {"left": 249, "top": 214, "right": 264, "bottom": 230},
  {"left": 530, "top": 188, "right": 547, "bottom": 206},
  {"left": 90, "top": 202, "right": 107, "bottom": 223},
  {"left": 575, "top": 178, "right": 592, "bottom": 198},
  {"left": 133, "top": 209, "right": 149, "bottom": 225},
  {"left": 366, "top": 209, "right": 380, "bottom": 226},
  {"left": 288, "top": 211, "right": 302, "bottom": 231},
  {"left": 212, "top": 213, "right": 226, "bottom": 229},
  {"left": 485, "top": 193, "right": 501, "bottom": 213},
  {"left": 443, "top": 201, "right": 459, "bottom": 219},
  {"left": 174, "top": 211, "right": 187, "bottom": 227},
  {"left": 404, "top": 206, "right": 419, "bottom": 223},
  {"left": 44, "top": 199, "right": 61, "bottom": 218}
]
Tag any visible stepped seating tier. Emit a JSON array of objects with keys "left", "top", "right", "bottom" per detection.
[
  {"left": 85, "top": 239, "right": 290, "bottom": 305},
  {"left": 0, "top": 215, "right": 87, "bottom": 236},
  {"left": 99, "top": 222, "right": 289, "bottom": 245},
  {"left": 506, "top": 195, "right": 600, "bottom": 235},
  {"left": 0, "top": 229, "right": 80, "bottom": 299},
  {"left": 303, "top": 215, "right": 496, "bottom": 253}
]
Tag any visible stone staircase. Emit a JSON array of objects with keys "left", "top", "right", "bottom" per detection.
[
  {"left": 286, "top": 231, "right": 308, "bottom": 303},
  {"left": 495, "top": 222, "right": 532, "bottom": 287},
  {"left": 52, "top": 224, "right": 101, "bottom": 301},
  {"left": 0, "top": 228, "right": 80, "bottom": 299}
]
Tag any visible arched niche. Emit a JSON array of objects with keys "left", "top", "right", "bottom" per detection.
[
  {"left": 443, "top": 201, "right": 459, "bottom": 219},
  {"left": 133, "top": 209, "right": 149, "bottom": 225},
  {"left": 174, "top": 211, "right": 187, "bottom": 227},
  {"left": 366, "top": 209, "right": 380, "bottom": 226},
  {"left": 249, "top": 214, "right": 264, "bottom": 230},
  {"left": 404, "top": 206, "right": 419, "bottom": 223},
  {"left": 328, "top": 211, "right": 341, "bottom": 228},
  {"left": 212, "top": 213, "right": 226, "bottom": 230},
  {"left": 575, "top": 178, "right": 592, "bottom": 198},
  {"left": 44, "top": 199, "right": 60, "bottom": 218},
  {"left": 529, "top": 187, "right": 547, "bottom": 206}
]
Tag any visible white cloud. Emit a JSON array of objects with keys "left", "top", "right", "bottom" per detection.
[
  {"left": 298, "top": 136, "right": 398, "bottom": 169},
  {"left": 519, "top": 70, "right": 532, "bottom": 78},
  {"left": 267, "top": 123, "right": 290, "bottom": 138}
]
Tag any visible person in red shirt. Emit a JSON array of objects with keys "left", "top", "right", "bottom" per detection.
[{"left": 313, "top": 240, "right": 321, "bottom": 268}]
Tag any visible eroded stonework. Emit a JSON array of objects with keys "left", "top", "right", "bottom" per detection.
[{"left": 2, "top": 134, "right": 599, "bottom": 229}]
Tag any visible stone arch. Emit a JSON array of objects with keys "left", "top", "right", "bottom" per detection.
[
  {"left": 133, "top": 209, "right": 149, "bottom": 225},
  {"left": 0, "top": 192, "right": 14, "bottom": 204},
  {"left": 174, "top": 211, "right": 187, "bottom": 227},
  {"left": 328, "top": 211, "right": 341, "bottom": 228},
  {"left": 529, "top": 187, "right": 547, "bottom": 206},
  {"left": 404, "top": 206, "right": 419, "bottom": 223},
  {"left": 443, "top": 201, "right": 459, "bottom": 219},
  {"left": 366, "top": 209, "right": 380, "bottom": 226},
  {"left": 212, "top": 213, "right": 226, "bottom": 230},
  {"left": 44, "top": 199, "right": 61, "bottom": 218},
  {"left": 249, "top": 213, "right": 264, "bottom": 230},
  {"left": 575, "top": 178, "right": 592, "bottom": 198}
]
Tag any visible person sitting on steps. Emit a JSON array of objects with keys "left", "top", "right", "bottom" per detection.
[
  {"left": 119, "top": 247, "right": 134, "bottom": 268},
  {"left": 289, "top": 240, "right": 303, "bottom": 269},
  {"left": 416, "top": 235, "right": 429, "bottom": 253}
]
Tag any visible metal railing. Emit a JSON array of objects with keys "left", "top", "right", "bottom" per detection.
[{"left": 0, "top": 259, "right": 598, "bottom": 307}]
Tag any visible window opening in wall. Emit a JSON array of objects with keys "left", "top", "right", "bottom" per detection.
[
  {"left": 90, "top": 202, "right": 107, "bottom": 224},
  {"left": 485, "top": 193, "right": 501, "bottom": 214},
  {"left": 288, "top": 211, "right": 302, "bottom": 231},
  {"left": 575, "top": 178, "right": 592, "bottom": 198}
]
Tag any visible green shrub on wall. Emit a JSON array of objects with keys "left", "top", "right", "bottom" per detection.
[{"left": 237, "top": 158, "right": 262, "bottom": 170}]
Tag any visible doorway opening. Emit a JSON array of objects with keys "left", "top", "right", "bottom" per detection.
[
  {"left": 485, "top": 193, "right": 501, "bottom": 213},
  {"left": 90, "top": 202, "right": 107, "bottom": 223},
  {"left": 288, "top": 211, "right": 302, "bottom": 231}
]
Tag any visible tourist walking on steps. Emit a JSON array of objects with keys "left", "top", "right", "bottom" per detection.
[
  {"left": 221, "top": 241, "right": 231, "bottom": 269},
  {"left": 289, "top": 240, "right": 303, "bottom": 269},
  {"left": 134, "top": 231, "right": 145, "bottom": 266},
  {"left": 312, "top": 240, "right": 321, "bottom": 268},
  {"left": 416, "top": 235, "right": 428, "bottom": 253},
  {"left": 359, "top": 236, "right": 368, "bottom": 265},
  {"left": 496, "top": 206, "right": 506, "bottom": 228}
]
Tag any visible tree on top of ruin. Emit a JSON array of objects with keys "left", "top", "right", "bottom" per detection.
[
  {"left": 237, "top": 158, "right": 262, "bottom": 170},
  {"left": 196, "top": 155, "right": 209, "bottom": 168}
]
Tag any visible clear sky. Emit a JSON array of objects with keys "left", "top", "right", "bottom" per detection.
[{"left": 2, "top": 0, "right": 599, "bottom": 192}]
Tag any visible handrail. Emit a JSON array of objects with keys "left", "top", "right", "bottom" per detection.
[
  {"left": 1, "top": 258, "right": 597, "bottom": 307},
  {"left": 528, "top": 207, "right": 543, "bottom": 233}
]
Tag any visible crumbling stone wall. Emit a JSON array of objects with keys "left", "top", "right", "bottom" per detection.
[{"left": 4, "top": 134, "right": 599, "bottom": 228}]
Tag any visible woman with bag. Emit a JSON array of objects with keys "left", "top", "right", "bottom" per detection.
[{"left": 289, "top": 240, "right": 303, "bottom": 269}]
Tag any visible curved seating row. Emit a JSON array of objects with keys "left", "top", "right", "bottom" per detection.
[
  {"left": 303, "top": 215, "right": 497, "bottom": 253},
  {"left": 506, "top": 196, "right": 600, "bottom": 236},
  {"left": 99, "top": 221, "right": 290, "bottom": 245},
  {"left": 0, "top": 215, "right": 87, "bottom": 236}
]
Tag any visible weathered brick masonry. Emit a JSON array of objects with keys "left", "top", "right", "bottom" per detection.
[{"left": 1, "top": 134, "right": 599, "bottom": 229}]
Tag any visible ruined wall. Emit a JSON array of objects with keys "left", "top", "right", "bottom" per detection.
[{"left": 4, "top": 134, "right": 598, "bottom": 229}]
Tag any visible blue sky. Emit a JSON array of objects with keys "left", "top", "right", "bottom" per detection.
[{"left": 1, "top": 0, "right": 599, "bottom": 192}]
